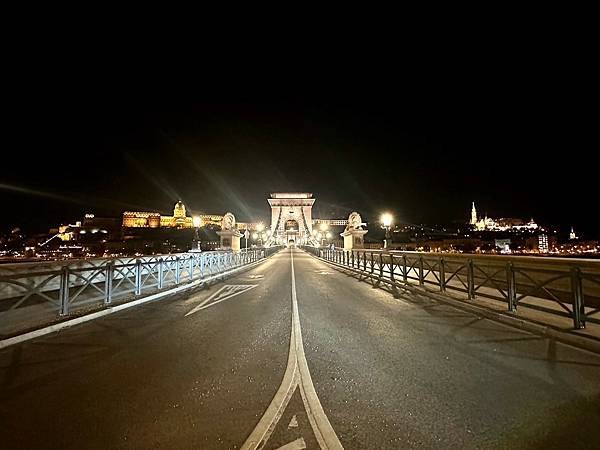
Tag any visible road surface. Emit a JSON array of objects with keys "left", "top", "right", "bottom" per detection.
[{"left": 1, "top": 248, "right": 599, "bottom": 449}]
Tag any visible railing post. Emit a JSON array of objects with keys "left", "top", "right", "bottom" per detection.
[
  {"left": 363, "top": 251, "right": 367, "bottom": 271},
  {"left": 402, "top": 255, "right": 408, "bottom": 283},
  {"left": 175, "top": 256, "right": 180, "bottom": 284},
  {"left": 370, "top": 252, "right": 374, "bottom": 274},
  {"left": 135, "top": 259, "right": 142, "bottom": 295},
  {"left": 158, "top": 258, "right": 164, "bottom": 289},
  {"left": 506, "top": 262, "right": 517, "bottom": 312},
  {"left": 351, "top": 251, "right": 355, "bottom": 268},
  {"left": 418, "top": 256, "right": 424, "bottom": 286},
  {"left": 467, "top": 259, "right": 475, "bottom": 299},
  {"left": 379, "top": 253, "right": 383, "bottom": 279},
  {"left": 571, "top": 267, "right": 585, "bottom": 329},
  {"left": 59, "top": 265, "right": 70, "bottom": 315},
  {"left": 104, "top": 261, "right": 113, "bottom": 305},
  {"left": 389, "top": 254, "right": 395, "bottom": 283},
  {"left": 189, "top": 255, "right": 194, "bottom": 281},
  {"left": 439, "top": 257, "right": 446, "bottom": 292}
]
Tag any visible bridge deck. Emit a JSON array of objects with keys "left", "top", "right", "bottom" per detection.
[{"left": 1, "top": 249, "right": 599, "bottom": 449}]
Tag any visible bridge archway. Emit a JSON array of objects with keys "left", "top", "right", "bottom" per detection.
[
  {"left": 285, "top": 219, "right": 299, "bottom": 231},
  {"left": 267, "top": 193, "right": 317, "bottom": 246}
]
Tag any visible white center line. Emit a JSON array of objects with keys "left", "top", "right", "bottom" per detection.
[{"left": 241, "top": 248, "right": 343, "bottom": 450}]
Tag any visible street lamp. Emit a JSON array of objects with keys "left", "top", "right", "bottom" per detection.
[
  {"left": 381, "top": 213, "right": 393, "bottom": 249},
  {"left": 319, "top": 223, "right": 329, "bottom": 246},
  {"left": 192, "top": 216, "right": 202, "bottom": 252},
  {"left": 257, "top": 223, "right": 265, "bottom": 246}
]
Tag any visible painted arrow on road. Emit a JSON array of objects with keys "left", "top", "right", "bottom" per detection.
[{"left": 185, "top": 284, "right": 258, "bottom": 316}]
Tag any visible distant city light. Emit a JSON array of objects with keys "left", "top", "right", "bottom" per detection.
[{"left": 193, "top": 216, "right": 202, "bottom": 228}]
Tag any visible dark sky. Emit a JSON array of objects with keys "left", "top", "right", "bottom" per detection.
[{"left": 2, "top": 51, "right": 597, "bottom": 236}]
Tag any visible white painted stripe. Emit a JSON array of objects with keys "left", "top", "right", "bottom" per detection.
[
  {"left": 275, "top": 437, "right": 307, "bottom": 450},
  {"left": 291, "top": 249, "right": 344, "bottom": 450},
  {"left": 241, "top": 249, "right": 343, "bottom": 450},
  {"left": 184, "top": 285, "right": 258, "bottom": 316},
  {"left": 240, "top": 315, "right": 299, "bottom": 449},
  {"left": 0, "top": 257, "right": 270, "bottom": 350}
]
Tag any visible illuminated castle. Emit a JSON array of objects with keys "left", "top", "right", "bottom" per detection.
[
  {"left": 123, "top": 201, "right": 193, "bottom": 228},
  {"left": 122, "top": 201, "right": 257, "bottom": 230},
  {"left": 469, "top": 202, "right": 539, "bottom": 232}
]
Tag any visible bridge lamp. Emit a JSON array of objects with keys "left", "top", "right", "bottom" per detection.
[
  {"left": 252, "top": 233, "right": 259, "bottom": 240},
  {"left": 381, "top": 213, "right": 393, "bottom": 249},
  {"left": 257, "top": 222, "right": 265, "bottom": 232},
  {"left": 192, "top": 216, "right": 202, "bottom": 252}
]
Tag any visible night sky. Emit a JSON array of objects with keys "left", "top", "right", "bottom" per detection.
[{"left": 2, "top": 60, "right": 597, "bottom": 236}]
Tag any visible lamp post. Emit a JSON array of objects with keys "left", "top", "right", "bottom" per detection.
[
  {"left": 257, "top": 222, "right": 265, "bottom": 247},
  {"left": 192, "top": 216, "right": 202, "bottom": 252},
  {"left": 381, "top": 213, "right": 393, "bottom": 250},
  {"left": 320, "top": 223, "right": 328, "bottom": 246}
]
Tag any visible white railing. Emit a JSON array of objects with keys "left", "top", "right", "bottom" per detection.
[{"left": 0, "top": 247, "right": 283, "bottom": 337}]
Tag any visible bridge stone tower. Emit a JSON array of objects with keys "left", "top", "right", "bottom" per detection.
[{"left": 267, "top": 193, "right": 317, "bottom": 246}]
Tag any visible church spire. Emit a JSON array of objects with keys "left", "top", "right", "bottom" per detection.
[{"left": 470, "top": 202, "right": 478, "bottom": 225}]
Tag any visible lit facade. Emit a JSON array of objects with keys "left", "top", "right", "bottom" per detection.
[
  {"left": 570, "top": 226, "right": 577, "bottom": 240},
  {"left": 122, "top": 202, "right": 260, "bottom": 230},
  {"left": 123, "top": 201, "right": 192, "bottom": 228},
  {"left": 470, "top": 202, "right": 539, "bottom": 232},
  {"left": 538, "top": 234, "right": 549, "bottom": 253}
]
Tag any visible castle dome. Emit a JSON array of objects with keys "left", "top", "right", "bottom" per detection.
[{"left": 173, "top": 201, "right": 186, "bottom": 218}]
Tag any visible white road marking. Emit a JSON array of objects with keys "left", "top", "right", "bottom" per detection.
[
  {"left": 185, "top": 285, "right": 258, "bottom": 316},
  {"left": 0, "top": 257, "right": 271, "bottom": 350},
  {"left": 288, "top": 415, "right": 298, "bottom": 428},
  {"left": 241, "top": 249, "right": 343, "bottom": 450},
  {"left": 276, "top": 437, "right": 307, "bottom": 450},
  {"left": 247, "top": 274, "right": 265, "bottom": 279}
]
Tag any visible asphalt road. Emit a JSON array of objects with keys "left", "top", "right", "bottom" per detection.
[{"left": 1, "top": 248, "right": 599, "bottom": 449}]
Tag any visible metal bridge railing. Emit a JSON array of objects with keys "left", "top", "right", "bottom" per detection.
[
  {"left": 304, "top": 247, "right": 600, "bottom": 330},
  {"left": 0, "top": 247, "right": 283, "bottom": 338}
]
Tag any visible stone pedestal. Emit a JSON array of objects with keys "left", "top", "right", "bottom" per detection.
[
  {"left": 341, "top": 229, "right": 368, "bottom": 251},
  {"left": 217, "top": 230, "right": 242, "bottom": 251}
]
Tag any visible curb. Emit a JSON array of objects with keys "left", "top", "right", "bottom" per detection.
[
  {"left": 0, "top": 255, "right": 275, "bottom": 350},
  {"left": 309, "top": 252, "right": 600, "bottom": 355}
]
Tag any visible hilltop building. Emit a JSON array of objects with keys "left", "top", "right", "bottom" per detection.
[
  {"left": 469, "top": 202, "right": 539, "bottom": 232},
  {"left": 122, "top": 201, "right": 258, "bottom": 230}
]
